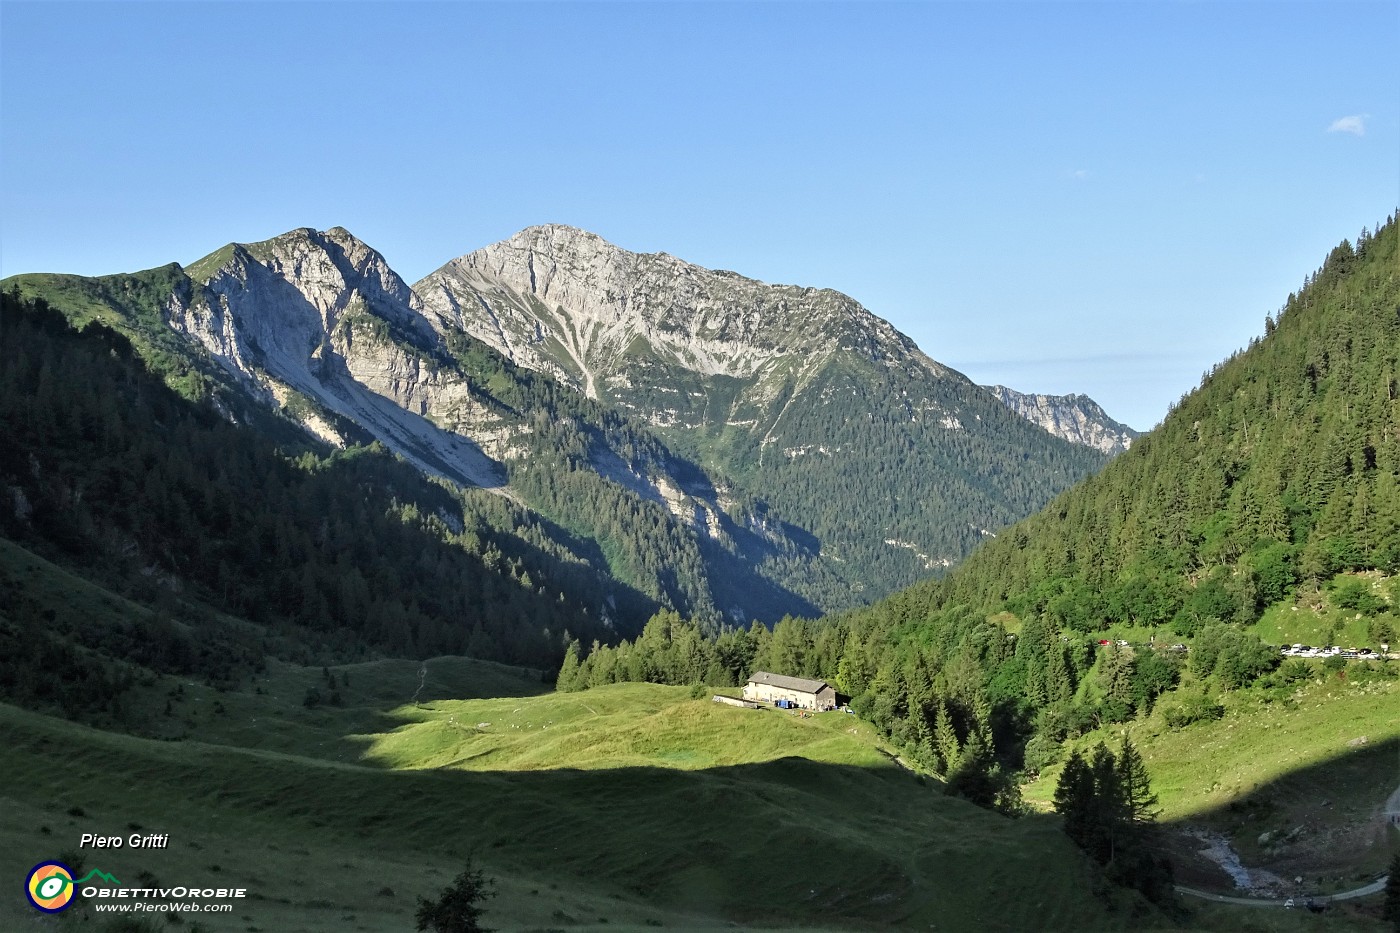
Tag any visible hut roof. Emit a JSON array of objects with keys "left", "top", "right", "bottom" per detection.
[{"left": 746, "top": 671, "right": 831, "bottom": 695}]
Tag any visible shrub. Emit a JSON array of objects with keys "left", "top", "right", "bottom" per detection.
[
  {"left": 1162, "top": 692, "right": 1224, "bottom": 729},
  {"left": 1022, "top": 732, "right": 1062, "bottom": 775},
  {"left": 416, "top": 860, "right": 494, "bottom": 933},
  {"left": 1331, "top": 576, "right": 1383, "bottom": 615}
]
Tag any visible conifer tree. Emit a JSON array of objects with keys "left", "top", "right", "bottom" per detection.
[
  {"left": 1088, "top": 742, "right": 1123, "bottom": 863},
  {"left": 555, "top": 639, "right": 582, "bottom": 692},
  {"left": 1052, "top": 749, "right": 1095, "bottom": 849},
  {"left": 932, "top": 698, "right": 961, "bottom": 774},
  {"left": 1115, "top": 735, "right": 1158, "bottom": 825},
  {"left": 945, "top": 728, "right": 998, "bottom": 808}
]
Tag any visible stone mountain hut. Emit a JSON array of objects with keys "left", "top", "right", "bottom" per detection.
[{"left": 742, "top": 671, "right": 837, "bottom": 711}]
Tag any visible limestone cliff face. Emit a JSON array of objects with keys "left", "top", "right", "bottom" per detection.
[
  {"left": 414, "top": 224, "right": 953, "bottom": 425},
  {"left": 983, "top": 385, "right": 1139, "bottom": 455},
  {"left": 168, "top": 227, "right": 511, "bottom": 488},
  {"left": 166, "top": 227, "right": 755, "bottom": 538}
]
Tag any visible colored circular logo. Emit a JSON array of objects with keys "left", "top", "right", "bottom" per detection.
[{"left": 26, "top": 861, "right": 76, "bottom": 913}]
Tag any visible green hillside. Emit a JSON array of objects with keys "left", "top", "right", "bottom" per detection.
[
  {"left": 553, "top": 217, "right": 1400, "bottom": 923},
  {"left": 0, "top": 291, "right": 619, "bottom": 676},
  {"left": 1023, "top": 671, "right": 1400, "bottom": 894},
  {"left": 1, "top": 667, "right": 1171, "bottom": 932},
  {"left": 931, "top": 217, "right": 1400, "bottom": 624}
]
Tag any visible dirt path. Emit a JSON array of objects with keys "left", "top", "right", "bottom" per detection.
[
  {"left": 1173, "top": 885, "right": 1288, "bottom": 907},
  {"left": 1175, "top": 874, "right": 1388, "bottom": 906}
]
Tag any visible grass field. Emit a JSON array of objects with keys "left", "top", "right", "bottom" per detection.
[
  {"left": 1248, "top": 572, "right": 1396, "bottom": 651},
  {"left": 3, "top": 539, "right": 1395, "bottom": 930},
  {"left": 3, "top": 666, "right": 1174, "bottom": 933},
  {"left": 353, "top": 684, "right": 893, "bottom": 773}
]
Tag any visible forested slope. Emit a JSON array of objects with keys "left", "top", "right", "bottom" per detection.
[
  {"left": 0, "top": 291, "right": 615, "bottom": 718},
  {"left": 931, "top": 216, "right": 1400, "bottom": 627},
  {"left": 571, "top": 215, "right": 1400, "bottom": 797},
  {"left": 4, "top": 235, "right": 837, "bottom": 631}
]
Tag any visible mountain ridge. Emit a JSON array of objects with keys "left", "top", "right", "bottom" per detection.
[
  {"left": 983, "top": 384, "right": 1141, "bottom": 454},
  {"left": 413, "top": 223, "right": 1114, "bottom": 596},
  {"left": 415, "top": 223, "right": 953, "bottom": 401},
  {"left": 5, "top": 223, "right": 1119, "bottom": 620}
]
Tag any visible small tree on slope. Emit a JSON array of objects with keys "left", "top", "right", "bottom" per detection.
[{"left": 416, "top": 860, "right": 495, "bottom": 933}]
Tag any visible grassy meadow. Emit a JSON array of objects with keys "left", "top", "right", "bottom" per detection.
[
  {"left": 3, "top": 543, "right": 1395, "bottom": 931},
  {"left": 3, "top": 663, "right": 1162, "bottom": 933}
]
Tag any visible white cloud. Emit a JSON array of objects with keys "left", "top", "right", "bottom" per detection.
[
  {"left": 1070, "top": 169, "right": 1090, "bottom": 180},
  {"left": 1327, "top": 114, "right": 1368, "bottom": 136}
]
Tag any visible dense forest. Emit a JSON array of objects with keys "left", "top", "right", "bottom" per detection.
[
  {"left": 935, "top": 217, "right": 1400, "bottom": 622},
  {"left": 558, "top": 216, "right": 1400, "bottom": 835},
  {"left": 0, "top": 290, "right": 627, "bottom": 714},
  {"left": 681, "top": 357, "right": 1112, "bottom": 597}
]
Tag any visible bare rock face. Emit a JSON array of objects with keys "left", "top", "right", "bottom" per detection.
[
  {"left": 983, "top": 385, "right": 1139, "bottom": 455},
  {"left": 169, "top": 227, "right": 509, "bottom": 489},
  {"left": 414, "top": 224, "right": 950, "bottom": 417},
  {"left": 166, "top": 227, "right": 753, "bottom": 541}
]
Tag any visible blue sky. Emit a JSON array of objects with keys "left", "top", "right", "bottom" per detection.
[{"left": 2, "top": 2, "right": 1396, "bottom": 430}]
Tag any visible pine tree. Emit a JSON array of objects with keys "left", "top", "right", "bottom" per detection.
[
  {"left": 932, "top": 698, "right": 961, "bottom": 774},
  {"left": 945, "top": 728, "right": 998, "bottom": 808},
  {"left": 1114, "top": 735, "right": 1159, "bottom": 824},
  {"left": 1052, "top": 749, "right": 1095, "bottom": 850},
  {"left": 1045, "top": 640, "right": 1074, "bottom": 703},
  {"left": 555, "top": 639, "right": 582, "bottom": 692},
  {"left": 1087, "top": 743, "right": 1123, "bottom": 864}
]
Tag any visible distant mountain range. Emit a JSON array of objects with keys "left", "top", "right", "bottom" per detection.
[
  {"left": 4, "top": 225, "right": 1126, "bottom": 627},
  {"left": 982, "top": 385, "right": 1140, "bottom": 455}
]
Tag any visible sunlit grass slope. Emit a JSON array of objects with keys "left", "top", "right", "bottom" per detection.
[
  {"left": 1132, "top": 680, "right": 1400, "bottom": 824},
  {"left": 1025, "top": 677, "right": 1399, "bottom": 820},
  {"left": 356, "top": 683, "right": 892, "bottom": 772},
  {"left": 2, "top": 681, "right": 1166, "bottom": 932}
]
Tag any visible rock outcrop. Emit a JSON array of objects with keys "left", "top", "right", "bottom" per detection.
[
  {"left": 982, "top": 385, "right": 1139, "bottom": 455},
  {"left": 170, "top": 227, "right": 512, "bottom": 489},
  {"left": 414, "top": 224, "right": 950, "bottom": 421}
]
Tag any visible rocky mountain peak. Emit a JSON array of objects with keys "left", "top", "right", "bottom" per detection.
[
  {"left": 185, "top": 227, "right": 428, "bottom": 344},
  {"left": 983, "top": 385, "right": 1140, "bottom": 455},
  {"left": 413, "top": 226, "right": 950, "bottom": 400},
  {"left": 166, "top": 225, "right": 505, "bottom": 488}
]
